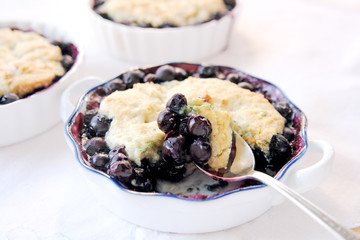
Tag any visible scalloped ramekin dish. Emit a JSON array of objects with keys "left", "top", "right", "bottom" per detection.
[
  {"left": 85, "top": 0, "right": 240, "bottom": 63},
  {"left": 0, "top": 20, "right": 84, "bottom": 147},
  {"left": 63, "top": 63, "right": 334, "bottom": 233}
]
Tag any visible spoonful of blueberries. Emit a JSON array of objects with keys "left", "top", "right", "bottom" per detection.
[{"left": 158, "top": 93, "right": 359, "bottom": 240}]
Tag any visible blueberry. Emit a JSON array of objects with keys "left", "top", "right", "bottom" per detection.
[
  {"left": 166, "top": 93, "right": 187, "bottom": 114},
  {"left": 179, "top": 116, "right": 189, "bottom": 136},
  {"left": 109, "top": 159, "right": 134, "bottom": 182},
  {"left": 88, "top": 114, "right": 111, "bottom": 137},
  {"left": 155, "top": 65, "right": 175, "bottom": 82},
  {"left": 269, "top": 134, "right": 292, "bottom": 162},
  {"left": 174, "top": 67, "right": 188, "bottom": 80},
  {"left": 274, "top": 102, "right": 294, "bottom": 122},
  {"left": 123, "top": 69, "right": 145, "bottom": 86},
  {"left": 143, "top": 73, "right": 156, "bottom": 83},
  {"left": 159, "top": 22, "right": 177, "bottom": 28},
  {"left": 164, "top": 164, "right": 187, "bottom": 182},
  {"left": 162, "top": 134, "right": 186, "bottom": 165},
  {"left": 0, "top": 93, "right": 19, "bottom": 104},
  {"left": 131, "top": 167, "right": 156, "bottom": 192},
  {"left": 109, "top": 153, "right": 128, "bottom": 166},
  {"left": 61, "top": 55, "right": 74, "bottom": 71},
  {"left": 90, "top": 153, "right": 110, "bottom": 171},
  {"left": 198, "top": 65, "right": 216, "bottom": 78},
  {"left": 104, "top": 78, "right": 126, "bottom": 95},
  {"left": 253, "top": 147, "right": 269, "bottom": 173},
  {"left": 188, "top": 115, "right": 212, "bottom": 138},
  {"left": 283, "top": 127, "right": 295, "bottom": 142},
  {"left": 190, "top": 139, "right": 212, "bottom": 164},
  {"left": 83, "top": 110, "right": 97, "bottom": 126},
  {"left": 238, "top": 82, "right": 254, "bottom": 91},
  {"left": 84, "top": 137, "right": 108, "bottom": 156},
  {"left": 157, "top": 110, "right": 178, "bottom": 133},
  {"left": 108, "top": 145, "right": 127, "bottom": 160},
  {"left": 224, "top": 0, "right": 236, "bottom": 9},
  {"left": 210, "top": 12, "right": 223, "bottom": 20},
  {"left": 51, "top": 40, "right": 72, "bottom": 55},
  {"left": 226, "top": 73, "right": 240, "bottom": 84}
]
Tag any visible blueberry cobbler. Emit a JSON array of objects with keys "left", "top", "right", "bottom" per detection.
[
  {"left": 0, "top": 28, "right": 78, "bottom": 105},
  {"left": 93, "top": 0, "right": 236, "bottom": 28},
  {"left": 70, "top": 63, "right": 306, "bottom": 197}
]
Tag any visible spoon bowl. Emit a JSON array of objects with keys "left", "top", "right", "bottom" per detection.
[{"left": 194, "top": 133, "right": 359, "bottom": 240}]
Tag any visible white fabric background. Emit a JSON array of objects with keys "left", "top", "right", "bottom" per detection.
[{"left": 0, "top": 0, "right": 360, "bottom": 239}]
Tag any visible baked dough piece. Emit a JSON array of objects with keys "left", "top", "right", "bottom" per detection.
[{"left": 0, "top": 28, "right": 65, "bottom": 97}]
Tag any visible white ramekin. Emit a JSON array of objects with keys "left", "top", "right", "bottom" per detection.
[
  {"left": 0, "top": 20, "right": 84, "bottom": 147},
  {"left": 86, "top": 0, "right": 240, "bottom": 64}
]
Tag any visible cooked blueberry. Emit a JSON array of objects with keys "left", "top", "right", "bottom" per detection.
[
  {"left": 84, "top": 137, "right": 107, "bottom": 156},
  {"left": 274, "top": 102, "right": 294, "bottom": 122},
  {"left": 179, "top": 116, "right": 189, "bottom": 136},
  {"left": 143, "top": 73, "right": 156, "bottom": 83},
  {"left": 83, "top": 110, "right": 97, "bottom": 126},
  {"left": 166, "top": 93, "right": 187, "bottom": 114},
  {"left": 226, "top": 73, "right": 240, "bottom": 84},
  {"left": 238, "top": 82, "right": 254, "bottom": 91},
  {"left": 104, "top": 78, "right": 126, "bottom": 95},
  {"left": 253, "top": 147, "right": 269, "bottom": 173},
  {"left": 283, "top": 127, "right": 295, "bottom": 142},
  {"left": 123, "top": 69, "right": 145, "bottom": 86},
  {"left": 51, "top": 40, "right": 72, "bottom": 55},
  {"left": 109, "top": 159, "right": 134, "bottom": 182},
  {"left": 210, "top": 12, "right": 223, "bottom": 20},
  {"left": 269, "top": 134, "right": 292, "bottom": 161},
  {"left": 94, "top": 86, "right": 106, "bottom": 97},
  {"left": 174, "top": 67, "right": 188, "bottom": 80},
  {"left": 61, "top": 55, "right": 74, "bottom": 71},
  {"left": 90, "top": 153, "right": 109, "bottom": 171},
  {"left": 155, "top": 65, "right": 176, "bottom": 82},
  {"left": 88, "top": 114, "right": 111, "bottom": 137},
  {"left": 0, "top": 93, "right": 19, "bottom": 104},
  {"left": 110, "top": 153, "right": 128, "bottom": 166},
  {"left": 157, "top": 110, "right": 178, "bottom": 133},
  {"left": 164, "top": 164, "right": 187, "bottom": 182},
  {"left": 162, "top": 134, "right": 186, "bottom": 165},
  {"left": 224, "top": 0, "right": 236, "bottom": 9},
  {"left": 132, "top": 167, "right": 156, "bottom": 191},
  {"left": 190, "top": 139, "right": 212, "bottom": 164},
  {"left": 159, "top": 22, "right": 177, "bottom": 28},
  {"left": 93, "top": 0, "right": 105, "bottom": 8},
  {"left": 108, "top": 145, "right": 127, "bottom": 160},
  {"left": 198, "top": 65, "right": 216, "bottom": 78},
  {"left": 188, "top": 115, "right": 212, "bottom": 138}
]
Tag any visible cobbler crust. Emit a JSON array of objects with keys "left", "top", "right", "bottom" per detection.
[
  {"left": 98, "top": 0, "right": 227, "bottom": 27},
  {"left": 0, "top": 28, "right": 65, "bottom": 97},
  {"left": 99, "top": 77, "right": 285, "bottom": 167}
]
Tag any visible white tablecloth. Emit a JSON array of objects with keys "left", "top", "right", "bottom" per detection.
[{"left": 1, "top": 0, "right": 360, "bottom": 239}]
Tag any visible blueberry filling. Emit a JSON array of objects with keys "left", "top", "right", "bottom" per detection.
[
  {"left": 74, "top": 63, "right": 303, "bottom": 194},
  {"left": 93, "top": 0, "right": 237, "bottom": 28}
]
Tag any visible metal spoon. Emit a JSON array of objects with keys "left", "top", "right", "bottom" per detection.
[{"left": 194, "top": 132, "right": 359, "bottom": 240}]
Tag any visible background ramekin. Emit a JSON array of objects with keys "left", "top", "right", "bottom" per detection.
[
  {"left": 86, "top": 0, "right": 240, "bottom": 63},
  {"left": 0, "top": 20, "right": 84, "bottom": 147},
  {"left": 62, "top": 63, "right": 334, "bottom": 233}
]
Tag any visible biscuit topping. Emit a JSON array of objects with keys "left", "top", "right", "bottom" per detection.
[
  {"left": 0, "top": 28, "right": 65, "bottom": 98},
  {"left": 97, "top": 0, "right": 227, "bottom": 27}
]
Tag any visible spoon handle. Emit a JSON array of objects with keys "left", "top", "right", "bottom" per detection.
[{"left": 252, "top": 171, "right": 359, "bottom": 240}]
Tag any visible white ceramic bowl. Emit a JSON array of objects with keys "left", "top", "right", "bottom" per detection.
[
  {"left": 63, "top": 63, "right": 334, "bottom": 233},
  {"left": 0, "top": 20, "right": 84, "bottom": 147},
  {"left": 86, "top": 0, "right": 240, "bottom": 63}
]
